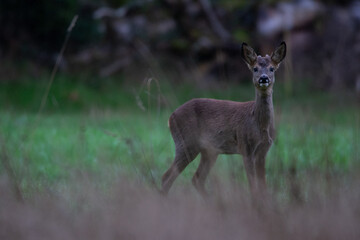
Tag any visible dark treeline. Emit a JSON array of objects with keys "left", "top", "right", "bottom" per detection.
[{"left": 0, "top": 0, "right": 359, "bottom": 92}]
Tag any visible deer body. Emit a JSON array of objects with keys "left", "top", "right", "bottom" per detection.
[
  {"left": 169, "top": 97, "right": 274, "bottom": 156},
  {"left": 161, "top": 42, "right": 286, "bottom": 195}
]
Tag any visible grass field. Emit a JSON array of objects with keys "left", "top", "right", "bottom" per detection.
[{"left": 0, "top": 76, "right": 359, "bottom": 239}]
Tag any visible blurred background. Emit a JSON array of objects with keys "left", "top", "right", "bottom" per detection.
[
  {"left": 1, "top": 0, "right": 360, "bottom": 93},
  {"left": 0, "top": 2, "right": 360, "bottom": 239}
]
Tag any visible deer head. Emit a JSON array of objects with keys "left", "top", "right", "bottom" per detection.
[{"left": 241, "top": 42, "right": 286, "bottom": 94}]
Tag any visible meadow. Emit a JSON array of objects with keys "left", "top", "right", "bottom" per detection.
[{"left": 0, "top": 75, "right": 359, "bottom": 239}]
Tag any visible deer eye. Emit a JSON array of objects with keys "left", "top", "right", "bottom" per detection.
[
  {"left": 270, "top": 67, "right": 274, "bottom": 72},
  {"left": 253, "top": 67, "right": 258, "bottom": 72}
]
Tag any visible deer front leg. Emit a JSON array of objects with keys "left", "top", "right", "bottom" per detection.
[
  {"left": 243, "top": 155, "right": 256, "bottom": 193},
  {"left": 253, "top": 139, "right": 272, "bottom": 193},
  {"left": 254, "top": 154, "right": 267, "bottom": 192}
]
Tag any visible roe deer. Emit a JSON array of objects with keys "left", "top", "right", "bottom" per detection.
[{"left": 161, "top": 42, "right": 286, "bottom": 196}]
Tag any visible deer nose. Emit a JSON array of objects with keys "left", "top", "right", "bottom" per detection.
[{"left": 259, "top": 75, "right": 269, "bottom": 83}]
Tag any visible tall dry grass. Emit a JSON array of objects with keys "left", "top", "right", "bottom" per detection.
[{"left": 1, "top": 174, "right": 359, "bottom": 240}]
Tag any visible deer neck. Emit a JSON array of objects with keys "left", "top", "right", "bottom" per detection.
[{"left": 254, "top": 89, "right": 274, "bottom": 131}]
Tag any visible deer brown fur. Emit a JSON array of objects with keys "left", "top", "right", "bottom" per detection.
[{"left": 161, "top": 42, "right": 286, "bottom": 196}]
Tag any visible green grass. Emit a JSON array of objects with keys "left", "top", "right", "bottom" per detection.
[{"left": 0, "top": 76, "right": 359, "bottom": 198}]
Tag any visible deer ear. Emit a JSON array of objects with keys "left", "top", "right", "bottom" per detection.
[
  {"left": 271, "top": 41, "right": 286, "bottom": 66},
  {"left": 241, "top": 43, "right": 257, "bottom": 67}
]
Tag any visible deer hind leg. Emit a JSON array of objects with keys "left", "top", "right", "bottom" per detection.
[
  {"left": 161, "top": 146, "right": 199, "bottom": 195},
  {"left": 192, "top": 150, "right": 218, "bottom": 196}
]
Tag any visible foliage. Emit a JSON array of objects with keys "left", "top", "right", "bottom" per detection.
[{"left": 0, "top": 0, "right": 99, "bottom": 57}]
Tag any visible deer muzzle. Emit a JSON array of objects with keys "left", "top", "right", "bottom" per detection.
[{"left": 259, "top": 75, "right": 270, "bottom": 88}]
